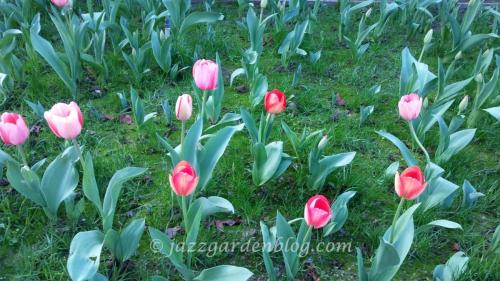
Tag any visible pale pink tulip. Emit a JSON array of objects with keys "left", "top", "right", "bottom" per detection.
[
  {"left": 398, "top": 93, "right": 422, "bottom": 121},
  {"left": 51, "top": 0, "right": 69, "bottom": 8},
  {"left": 192, "top": 59, "right": 218, "bottom": 91},
  {"left": 175, "top": 94, "right": 193, "bottom": 121},
  {"left": 44, "top": 102, "right": 83, "bottom": 140},
  {"left": 0, "top": 113, "right": 29, "bottom": 145}
]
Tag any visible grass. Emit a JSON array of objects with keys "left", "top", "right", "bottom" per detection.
[{"left": 0, "top": 2, "right": 499, "bottom": 281}]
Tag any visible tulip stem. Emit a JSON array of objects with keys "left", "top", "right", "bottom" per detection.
[
  {"left": 72, "top": 138, "right": 85, "bottom": 170},
  {"left": 200, "top": 90, "right": 207, "bottom": 122},
  {"left": 408, "top": 122, "right": 431, "bottom": 164},
  {"left": 181, "top": 195, "right": 190, "bottom": 268},
  {"left": 180, "top": 120, "right": 185, "bottom": 152},
  {"left": 16, "top": 145, "right": 28, "bottom": 167},
  {"left": 390, "top": 198, "right": 405, "bottom": 243}
]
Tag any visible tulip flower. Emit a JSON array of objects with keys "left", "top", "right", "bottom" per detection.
[
  {"left": 192, "top": 59, "right": 218, "bottom": 91},
  {"left": 0, "top": 113, "right": 29, "bottom": 146},
  {"left": 175, "top": 94, "right": 193, "bottom": 121},
  {"left": 169, "top": 161, "right": 199, "bottom": 196},
  {"left": 264, "top": 89, "right": 287, "bottom": 114},
  {"left": 304, "top": 195, "right": 332, "bottom": 229},
  {"left": 390, "top": 166, "right": 426, "bottom": 242},
  {"left": 44, "top": 102, "right": 83, "bottom": 140},
  {"left": 51, "top": 0, "right": 70, "bottom": 8},
  {"left": 395, "top": 166, "right": 427, "bottom": 200},
  {"left": 398, "top": 93, "right": 422, "bottom": 121}
]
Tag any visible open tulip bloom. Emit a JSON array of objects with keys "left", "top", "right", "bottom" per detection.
[{"left": 0, "top": 112, "right": 30, "bottom": 165}]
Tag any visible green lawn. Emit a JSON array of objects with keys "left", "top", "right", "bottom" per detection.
[{"left": 0, "top": 2, "right": 499, "bottom": 281}]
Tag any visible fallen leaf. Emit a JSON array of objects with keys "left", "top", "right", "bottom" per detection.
[
  {"left": 236, "top": 85, "right": 248, "bottom": 93},
  {"left": 166, "top": 226, "right": 182, "bottom": 239},
  {"left": 120, "top": 114, "right": 133, "bottom": 125},
  {"left": 335, "top": 93, "right": 345, "bottom": 106}
]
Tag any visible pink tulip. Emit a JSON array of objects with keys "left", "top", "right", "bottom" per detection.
[
  {"left": 264, "top": 89, "right": 287, "bottom": 114},
  {"left": 175, "top": 94, "right": 193, "bottom": 121},
  {"left": 398, "top": 93, "right": 423, "bottom": 121},
  {"left": 192, "top": 59, "right": 218, "bottom": 91},
  {"left": 304, "top": 195, "right": 332, "bottom": 229},
  {"left": 169, "top": 161, "right": 199, "bottom": 196},
  {"left": 51, "top": 0, "right": 69, "bottom": 8},
  {"left": 0, "top": 113, "right": 29, "bottom": 145},
  {"left": 44, "top": 102, "right": 83, "bottom": 140},
  {"left": 395, "top": 166, "right": 427, "bottom": 200}
]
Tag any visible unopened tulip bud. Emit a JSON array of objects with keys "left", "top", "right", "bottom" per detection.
[
  {"left": 261, "top": 0, "right": 268, "bottom": 9},
  {"left": 318, "top": 135, "right": 328, "bottom": 150},
  {"left": 474, "top": 73, "right": 483, "bottom": 83},
  {"left": 458, "top": 95, "right": 469, "bottom": 114},
  {"left": 365, "top": 8, "right": 372, "bottom": 18},
  {"left": 469, "top": 0, "right": 476, "bottom": 6},
  {"left": 423, "top": 97, "right": 429, "bottom": 109},
  {"left": 398, "top": 93, "right": 423, "bottom": 121},
  {"left": 454, "top": 51, "right": 462, "bottom": 61},
  {"left": 424, "top": 29, "right": 433, "bottom": 45}
]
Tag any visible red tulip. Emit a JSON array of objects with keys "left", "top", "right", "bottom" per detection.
[
  {"left": 264, "top": 89, "right": 286, "bottom": 114},
  {"left": 0, "top": 113, "right": 29, "bottom": 145},
  {"left": 44, "top": 102, "right": 83, "bottom": 140},
  {"left": 51, "top": 0, "right": 70, "bottom": 8},
  {"left": 398, "top": 93, "right": 422, "bottom": 121},
  {"left": 304, "top": 195, "right": 332, "bottom": 229},
  {"left": 395, "top": 166, "right": 427, "bottom": 200},
  {"left": 192, "top": 59, "right": 218, "bottom": 91},
  {"left": 169, "top": 161, "right": 199, "bottom": 196}
]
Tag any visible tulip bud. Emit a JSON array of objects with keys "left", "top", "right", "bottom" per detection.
[
  {"left": 469, "top": 0, "right": 476, "bottom": 6},
  {"left": 365, "top": 8, "right": 372, "bottom": 18},
  {"left": 474, "top": 73, "right": 483, "bottom": 83},
  {"left": 192, "top": 59, "right": 219, "bottom": 91},
  {"left": 454, "top": 51, "right": 462, "bottom": 61},
  {"left": 51, "top": 0, "right": 70, "bottom": 8},
  {"left": 458, "top": 95, "right": 469, "bottom": 114},
  {"left": 423, "top": 97, "right": 429, "bottom": 109},
  {"left": 44, "top": 102, "right": 83, "bottom": 140},
  {"left": 395, "top": 166, "right": 427, "bottom": 200},
  {"left": 424, "top": 29, "right": 433, "bottom": 45},
  {"left": 304, "top": 195, "right": 332, "bottom": 229},
  {"left": 169, "top": 161, "right": 199, "bottom": 196},
  {"left": 0, "top": 113, "right": 30, "bottom": 145},
  {"left": 264, "top": 89, "right": 287, "bottom": 114},
  {"left": 261, "top": 0, "right": 268, "bottom": 9},
  {"left": 318, "top": 135, "right": 328, "bottom": 150},
  {"left": 398, "top": 93, "right": 423, "bottom": 121},
  {"left": 175, "top": 94, "right": 193, "bottom": 121}
]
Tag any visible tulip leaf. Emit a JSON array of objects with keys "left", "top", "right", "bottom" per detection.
[
  {"left": 197, "top": 124, "right": 244, "bottom": 191},
  {"left": 323, "top": 191, "right": 356, "bottom": 237},
  {"left": 240, "top": 108, "right": 258, "bottom": 144},
  {"left": 149, "top": 227, "right": 193, "bottom": 279},
  {"left": 385, "top": 161, "right": 400, "bottom": 177},
  {"left": 40, "top": 153, "right": 79, "bottom": 218},
  {"left": 187, "top": 196, "right": 235, "bottom": 223},
  {"left": 356, "top": 247, "right": 368, "bottom": 281},
  {"left": 250, "top": 74, "right": 268, "bottom": 107},
  {"left": 179, "top": 12, "right": 224, "bottom": 36},
  {"left": 183, "top": 118, "right": 202, "bottom": 166},
  {"left": 275, "top": 212, "right": 299, "bottom": 279},
  {"left": 156, "top": 133, "right": 181, "bottom": 165},
  {"left": 461, "top": 180, "right": 484, "bottom": 208},
  {"left": 193, "top": 265, "right": 253, "bottom": 281},
  {"left": 308, "top": 151, "right": 356, "bottom": 189},
  {"left": 252, "top": 142, "right": 288, "bottom": 186},
  {"left": 433, "top": 252, "right": 469, "bottom": 281},
  {"left": 105, "top": 218, "right": 145, "bottom": 263},
  {"left": 67, "top": 230, "right": 105, "bottom": 281},
  {"left": 82, "top": 152, "right": 102, "bottom": 214},
  {"left": 6, "top": 163, "right": 45, "bottom": 207},
  {"left": 260, "top": 221, "right": 277, "bottom": 281},
  {"left": 418, "top": 176, "right": 459, "bottom": 211},
  {"left": 377, "top": 130, "right": 418, "bottom": 166},
  {"left": 102, "top": 167, "right": 147, "bottom": 231},
  {"left": 483, "top": 106, "right": 500, "bottom": 121},
  {"left": 427, "top": 220, "right": 462, "bottom": 230}
]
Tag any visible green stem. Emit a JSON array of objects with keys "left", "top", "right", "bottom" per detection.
[
  {"left": 181, "top": 195, "right": 190, "bottom": 268},
  {"left": 72, "top": 138, "right": 85, "bottom": 170},
  {"left": 180, "top": 120, "right": 186, "bottom": 156},
  {"left": 16, "top": 145, "right": 28, "bottom": 167},
  {"left": 408, "top": 122, "right": 431, "bottom": 164},
  {"left": 390, "top": 198, "right": 405, "bottom": 243},
  {"left": 200, "top": 90, "right": 207, "bottom": 122},
  {"left": 418, "top": 44, "right": 426, "bottom": 62},
  {"left": 259, "top": 7, "right": 264, "bottom": 23}
]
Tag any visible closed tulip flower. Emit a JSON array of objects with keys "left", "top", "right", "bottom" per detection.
[
  {"left": 169, "top": 161, "right": 199, "bottom": 196},
  {"left": 44, "top": 102, "right": 83, "bottom": 140},
  {"left": 175, "top": 94, "right": 193, "bottom": 121},
  {"left": 0, "top": 113, "right": 29, "bottom": 145},
  {"left": 192, "top": 59, "right": 218, "bottom": 91},
  {"left": 398, "top": 93, "right": 422, "bottom": 121},
  {"left": 51, "top": 0, "right": 69, "bottom": 8},
  {"left": 395, "top": 166, "right": 427, "bottom": 200},
  {"left": 264, "top": 89, "right": 287, "bottom": 114},
  {"left": 304, "top": 195, "right": 332, "bottom": 229}
]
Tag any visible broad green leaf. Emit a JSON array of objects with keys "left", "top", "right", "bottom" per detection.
[
  {"left": 427, "top": 220, "right": 462, "bottom": 230},
  {"left": 40, "top": 154, "right": 78, "bottom": 218},
  {"left": 6, "top": 163, "right": 45, "bottom": 207},
  {"left": 82, "top": 152, "right": 102, "bottom": 214},
  {"left": 194, "top": 265, "right": 253, "bottom": 281},
  {"left": 106, "top": 218, "right": 145, "bottom": 263},
  {"left": 276, "top": 212, "right": 299, "bottom": 279},
  {"left": 323, "top": 191, "right": 356, "bottom": 236},
  {"left": 67, "top": 230, "right": 104, "bottom": 281},
  {"left": 183, "top": 118, "right": 202, "bottom": 165},
  {"left": 179, "top": 12, "right": 224, "bottom": 36},
  {"left": 377, "top": 130, "right": 418, "bottom": 166},
  {"left": 483, "top": 106, "right": 500, "bottom": 121},
  {"left": 419, "top": 177, "right": 458, "bottom": 211},
  {"left": 461, "top": 180, "right": 484, "bottom": 208},
  {"left": 187, "top": 196, "right": 235, "bottom": 222}
]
